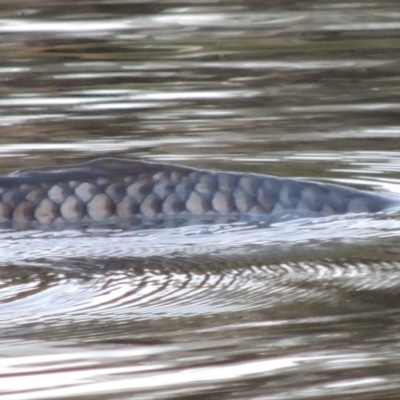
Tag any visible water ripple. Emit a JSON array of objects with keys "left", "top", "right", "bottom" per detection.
[
  {"left": 1, "top": 251, "right": 400, "bottom": 332},
  {"left": 0, "top": 211, "right": 400, "bottom": 263}
]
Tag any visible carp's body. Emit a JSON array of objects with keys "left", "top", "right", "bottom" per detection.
[{"left": 0, "top": 158, "right": 397, "bottom": 229}]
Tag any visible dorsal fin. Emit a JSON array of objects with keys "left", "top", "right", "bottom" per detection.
[{"left": 11, "top": 158, "right": 198, "bottom": 180}]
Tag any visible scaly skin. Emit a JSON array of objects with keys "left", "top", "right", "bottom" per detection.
[{"left": 0, "top": 158, "right": 397, "bottom": 229}]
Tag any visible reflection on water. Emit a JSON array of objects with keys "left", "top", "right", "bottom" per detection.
[
  {"left": 0, "top": 212, "right": 399, "bottom": 262},
  {"left": 1, "top": 0, "right": 400, "bottom": 399}
]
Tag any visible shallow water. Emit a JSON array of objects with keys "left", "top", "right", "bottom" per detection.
[{"left": 1, "top": 0, "right": 400, "bottom": 399}]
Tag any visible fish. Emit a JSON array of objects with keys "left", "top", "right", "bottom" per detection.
[{"left": 0, "top": 157, "right": 398, "bottom": 229}]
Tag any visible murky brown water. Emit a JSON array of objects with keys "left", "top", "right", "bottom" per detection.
[{"left": 1, "top": 1, "right": 400, "bottom": 399}]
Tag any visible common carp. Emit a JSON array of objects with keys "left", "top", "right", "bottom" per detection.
[{"left": 0, "top": 158, "right": 398, "bottom": 229}]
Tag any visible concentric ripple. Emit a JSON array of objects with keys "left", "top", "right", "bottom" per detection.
[
  {"left": 1, "top": 212, "right": 400, "bottom": 331},
  {"left": 2, "top": 251, "right": 400, "bottom": 333}
]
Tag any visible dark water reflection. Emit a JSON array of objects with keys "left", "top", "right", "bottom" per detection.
[{"left": 1, "top": 0, "right": 400, "bottom": 399}]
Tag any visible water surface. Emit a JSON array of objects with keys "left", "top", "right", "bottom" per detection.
[{"left": 1, "top": 1, "right": 400, "bottom": 399}]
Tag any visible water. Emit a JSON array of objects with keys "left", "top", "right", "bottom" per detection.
[{"left": 1, "top": 0, "right": 400, "bottom": 398}]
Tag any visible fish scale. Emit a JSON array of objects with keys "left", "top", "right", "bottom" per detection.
[{"left": 0, "top": 157, "right": 398, "bottom": 229}]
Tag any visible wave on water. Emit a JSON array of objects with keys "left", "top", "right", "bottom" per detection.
[{"left": 0, "top": 211, "right": 400, "bottom": 264}]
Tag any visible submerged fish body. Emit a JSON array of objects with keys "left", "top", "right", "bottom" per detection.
[{"left": 0, "top": 158, "right": 398, "bottom": 229}]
